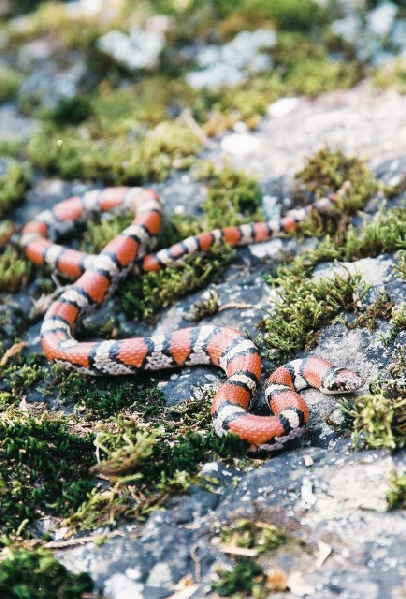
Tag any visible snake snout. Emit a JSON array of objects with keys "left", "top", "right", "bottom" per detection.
[{"left": 320, "top": 367, "right": 364, "bottom": 395}]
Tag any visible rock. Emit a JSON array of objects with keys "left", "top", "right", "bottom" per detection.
[
  {"left": 367, "top": 1, "right": 398, "bottom": 37},
  {"left": 268, "top": 97, "right": 300, "bottom": 119},
  {"left": 186, "top": 28, "right": 275, "bottom": 89},
  {"left": 17, "top": 39, "right": 53, "bottom": 70},
  {"left": 98, "top": 28, "right": 165, "bottom": 71},
  {"left": 0, "top": 103, "right": 40, "bottom": 141},
  {"left": 0, "top": 0, "right": 10, "bottom": 18},
  {"left": 18, "top": 59, "right": 87, "bottom": 110},
  {"left": 332, "top": 2, "right": 404, "bottom": 65},
  {"left": 220, "top": 132, "right": 261, "bottom": 156}
]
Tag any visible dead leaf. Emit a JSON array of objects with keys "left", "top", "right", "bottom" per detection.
[
  {"left": 304, "top": 455, "right": 314, "bottom": 467},
  {"left": 315, "top": 540, "right": 332, "bottom": 569},
  {"left": 167, "top": 580, "right": 199, "bottom": 599},
  {"left": 219, "top": 302, "right": 253, "bottom": 312},
  {"left": 265, "top": 568, "right": 289, "bottom": 591},
  {"left": 19, "top": 396, "right": 29, "bottom": 412},
  {"left": 218, "top": 543, "right": 258, "bottom": 557}
]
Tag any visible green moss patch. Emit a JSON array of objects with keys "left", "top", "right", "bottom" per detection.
[
  {"left": 0, "top": 548, "right": 94, "bottom": 599},
  {"left": 294, "top": 146, "right": 378, "bottom": 212},
  {"left": 374, "top": 57, "right": 406, "bottom": 93},
  {"left": 0, "top": 412, "right": 95, "bottom": 536},
  {"left": 292, "top": 146, "right": 380, "bottom": 240},
  {"left": 340, "top": 380, "right": 406, "bottom": 451},
  {"left": 387, "top": 469, "right": 406, "bottom": 510},
  {"left": 0, "top": 161, "right": 31, "bottom": 219},
  {"left": 260, "top": 270, "right": 367, "bottom": 357},
  {"left": 0, "top": 246, "right": 31, "bottom": 293},
  {"left": 198, "top": 162, "right": 263, "bottom": 228},
  {"left": 0, "top": 67, "right": 23, "bottom": 105},
  {"left": 345, "top": 291, "right": 394, "bottom": 332},
  {"left": 120, "top": 243, "right": 234, "bottom": 323},
  {"left": 66, "top": 403, "right": 248, "bottom": 530},
  {"left": 219, "top": 519, "right": 287, "bottom": 554},
  {"left": 27, "top": 121, "right": 202, "bottom": 184},
  {"left": 212, "top": 558, "right": 264, "bottom": 597},
  {"left": 0, "top": 350, "right": 248, "bottom": 536},
  {"left": 275, "top": 203, "right": 406, "bottom": 285}
]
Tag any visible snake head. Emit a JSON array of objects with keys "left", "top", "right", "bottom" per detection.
[{"left": 319, "top": 367, "right": 364, "bottom": 395}]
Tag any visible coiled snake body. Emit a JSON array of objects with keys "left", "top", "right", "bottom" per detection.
[{"left": 20, "top": 187, "right": 363, "bottom": 452}]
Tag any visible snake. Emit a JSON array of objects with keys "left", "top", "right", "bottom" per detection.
[{"left": 19, "top": 187, "right": 363, "bottom": 452}]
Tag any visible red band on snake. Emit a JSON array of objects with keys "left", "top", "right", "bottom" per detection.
[{"left": 20, "top": 187, "right": 363, "bottom": 452}]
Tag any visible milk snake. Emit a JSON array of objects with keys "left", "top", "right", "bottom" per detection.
[{"left": 20, "top": 187, "right": 363, "bottom": 452}]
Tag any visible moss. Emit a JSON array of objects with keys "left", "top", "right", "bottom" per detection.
[
  {"left": 212, "top": 519, "right": 289, "bottom": 596},
  {"left": 0, "top": 161, "right": 31, "bottom": 219},
  {"left": 47, "top": 96, "right": 92, "bottom": 126},
  {"left": 260, "top": 270, "right": 368, "bottom": 357},
  {"left": 27, "top": 121, "right": 202, "bottom": 183},
  {"left": 80, "top": 213, "right": 133, "bottom": 254},
  {"left": 198, "top": 162, "right": 263, "bottom": 229},
  {"left": 0, "top": 140, "right": 25, "bottom": 158},
  {"left": 387, "top": 469, "right": 406, "bottom": 510},
  {"left": 292, "top": 146, "right": 379, "bottom": 239},
  {"left": 340, "top": 380, "right": 406, "bottom": 451},
  {"left": 186, "top": 0, "right": 323, "bottom": 30},
  {"left": 273, "top": 34, "right": 359, "bottom": 96},
  {"left": 345, "top": 291, "right": 394, "bottom": 332},
  {"left": 120, "top": 243, "right": 234, "bottom": 323},
  {"left": 219, "top": 519, "right": 287, "bottom": 554},
  {"left": 58, "top": 372, "right": 165, "bottom": 420},
  {"left": 67, "top": 412, "right": 247, "bottom": 529},
  {"left": 0, "top": 411, "right": 95, "bottom": 536},
  {"left": 384, "top": 301, "right": 406, "bottom": 346},
  {"left": 6, "top": 2, "right": 104, "bottom": 51},
  {"left": 294, "top": 146, "right": 377, "bottom": 210},
  {"left": 275, "top": 203, "right": 406, "bottom": 285},
  {"left": 90, "top": 77, "right": 197, "bottom": 136},
  {"left": 0, "top": 246, "right": 31, "bottom": 293},
  {"left": 212, "top": 558, "right": 264, "bottom": 597},
  {"left": 0, "top": 352, "right": 248, "bottom": 534},
  {"left": 374, "top": 58, "right": 406, "bottom": 93},
  {"left": 0, "top": 548, "right": 94, "bottom": 599},
  {"left": 0, "top": 67, "right": 23, "bottom": 105},
  {"left": 184, "top": 287, "right": 219, "bottom": 322}
]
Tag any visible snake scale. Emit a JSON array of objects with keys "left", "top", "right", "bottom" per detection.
[{"left": 20, "top": 187, "right": 363, "bottom": 452}]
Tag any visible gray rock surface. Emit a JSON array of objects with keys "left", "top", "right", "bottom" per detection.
[
  {"left": 41, "top": 83, "right": 406, "bottom": 598},
  {"left": 98, "top": 28, "right": 165, "bottom": 72},
  {"left": 186, "top": 29, "right": 276, "bottom": 90}
]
